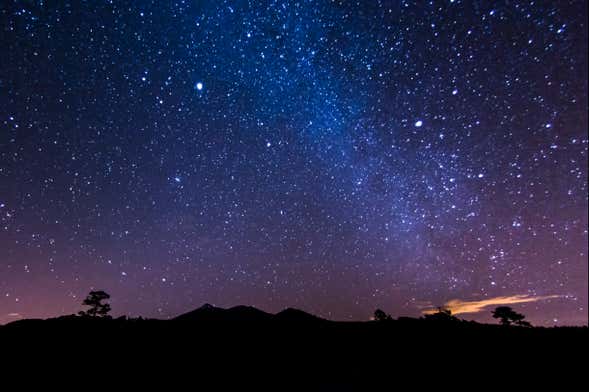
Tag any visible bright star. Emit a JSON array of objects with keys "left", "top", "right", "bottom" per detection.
[
  {"left": 195, "top": 82, "right": 203, "bottom": 91},
  {"left": 415, "top": 120, "right": 423, "bottom": 127}
]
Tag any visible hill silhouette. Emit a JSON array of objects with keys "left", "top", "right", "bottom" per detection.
[
  {"left": 274, "top": 307, "right": 328, "bottom": 324},
  {"left": 173, "top": 303, "right": 275, "bottom": 323}
]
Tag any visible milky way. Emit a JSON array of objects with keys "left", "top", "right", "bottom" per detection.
[{"left": 1, "top": 1, "right": 587, "bottom": 325}]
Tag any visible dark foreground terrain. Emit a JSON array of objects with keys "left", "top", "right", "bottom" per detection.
[{"left": 1, "top": 304, "right": 586, "bottom": 390}]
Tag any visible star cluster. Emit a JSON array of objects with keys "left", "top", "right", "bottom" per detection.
[{"left": 0, "top": 1, "right": 587, "bottom": 325}]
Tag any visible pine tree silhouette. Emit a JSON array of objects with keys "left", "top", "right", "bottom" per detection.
[
  {"left": 79, "top": 290, "right": 112, "bottom": 318},
  {"left": 492, "top": 306, "right": 531, "bottom": 327}
]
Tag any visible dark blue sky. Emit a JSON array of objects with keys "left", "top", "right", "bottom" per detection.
[{"left": 0, "top": 0, "right": 587, "bottom": 325}]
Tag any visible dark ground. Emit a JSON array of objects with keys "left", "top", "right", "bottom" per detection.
[{"left": 1, "top": 306, "right": 586, "bottom": 390}]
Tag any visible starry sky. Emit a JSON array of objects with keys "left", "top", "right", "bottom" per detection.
[{"left": 1, "top": 1, "right": 587, "bottom": 326}]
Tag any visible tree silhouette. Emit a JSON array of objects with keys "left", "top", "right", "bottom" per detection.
[
  {"left": 373, "top": 309, "right": 392, "bottom": 321},
  {"left": 424, "top": 307, "right": 458, "bottom": 322},
  {"left": 79, "top": 290, "right": 112, "bottom": 318},
  {"left": 492, "top": 306, "right": 531, "bottom": 327}
]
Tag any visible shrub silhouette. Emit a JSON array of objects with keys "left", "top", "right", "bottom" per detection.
[
  {"left": 79, "top": 290, "right": 112, "bottom": 318},
  {"left": 492, "top": 306, "right": 531, "bottom": 327},
  {"left": 424, "top": 307, "right": 459, "bottom": 322},
  {"left": 373, "top": 309, "right": 392, "bottom": 321}
]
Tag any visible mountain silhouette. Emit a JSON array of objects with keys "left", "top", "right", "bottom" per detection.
[
  {"left": 172, "top": 304, "right": 326, "bottom": 324},
  {"left": 173, "top": 303, "right": 273, "bottom": 323},
  {"left": 275, "top": 307, "right": 327, "bottom": 323}
]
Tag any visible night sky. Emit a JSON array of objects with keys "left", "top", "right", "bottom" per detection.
[{"left": 1, "top": 1, "right": 587, "bottom": 326}]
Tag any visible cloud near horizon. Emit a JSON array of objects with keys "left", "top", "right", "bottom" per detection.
[{"left": 422, "top": 295, "right": 562, "bottom": 316}]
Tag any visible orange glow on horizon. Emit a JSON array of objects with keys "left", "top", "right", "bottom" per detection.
[{"left": 422, "top": 294, "right": 561, "bottom": 316}]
